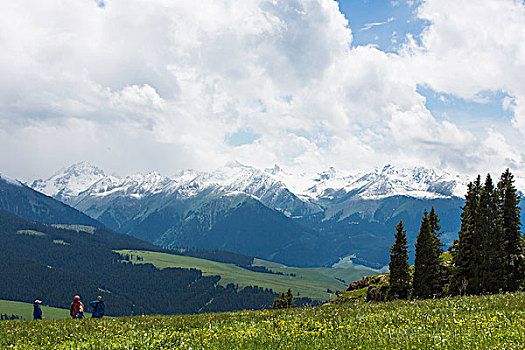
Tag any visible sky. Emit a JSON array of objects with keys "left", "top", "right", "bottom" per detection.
[{"left": 1, "top": 0, "right": 525, "bottom": 182}]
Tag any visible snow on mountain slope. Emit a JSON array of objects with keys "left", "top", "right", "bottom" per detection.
[
  {"left": 204, "top": 161, "right": 290, "bottom": 198},
  {"left": 273, "top": 164, "right": 470, "bottom": 201},
  {"left": 31, "top": 161, "right": 106, "bottom": 200},
  {"left": 86, "top": 172, "right": 174, "bottom": 199},
  {"left": 31, "top": 161, "right": 474, "bottom": 207},
  {"left": 341, "top": 165, "right": 470, "bottom": 200},
  {"left": 171, "top": 162, "right": 320, "bottom": 216}
]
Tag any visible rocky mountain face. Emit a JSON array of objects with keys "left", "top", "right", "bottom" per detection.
[{"left": 29, "top": 162, "right": 477, "bottom": 268}]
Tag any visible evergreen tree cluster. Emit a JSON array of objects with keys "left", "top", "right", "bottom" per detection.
[
  {"left": 387, "top": 208, "right": 445, "bottom": 301},
  {"left": 412, "top": 208, "right": 444, "bottom": 299},
  {"left": 451, "top": 169, "right": 524, "bottom": 295},
  {"left": 387, "top": 169, "right": 524, "bottom": 301}
]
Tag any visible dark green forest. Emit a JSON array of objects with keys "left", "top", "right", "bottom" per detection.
[{"left": 0, "top": 210, "right": 315, "bottom": 316}]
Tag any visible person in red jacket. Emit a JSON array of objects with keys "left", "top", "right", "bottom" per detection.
[{"left": 70, "top": 295, "right": 84, "bottom": 319}]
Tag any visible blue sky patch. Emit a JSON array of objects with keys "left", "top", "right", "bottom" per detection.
[
  {"left": 336, "top": 0, "right": 428, "bottom": 52},
  {"left": 225, "top": 129, "right": 261, "bottom": 147},
  {"left": 417, "top": 85, "right": 514, "bottom": 131}
]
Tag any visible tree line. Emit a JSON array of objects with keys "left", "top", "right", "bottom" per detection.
[{"left": 388, "top": 169, "right": 524, "bottom": 300}]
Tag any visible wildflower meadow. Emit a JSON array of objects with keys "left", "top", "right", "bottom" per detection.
[{"left": 1, "top": 292, "right": 523, "bottom": 349}]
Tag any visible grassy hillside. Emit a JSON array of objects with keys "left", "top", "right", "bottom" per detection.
[
  {"left": 117, "top": 250, "right": 366, "bottom": 300},
  {"left": 1, "top": 292, "right": 523, "bottom": 349},
  {"left": 0, "top": 300, "right": 91, "bottom": 320},
  {"left": 253, "top": 258, "right": 378, "bottom": 285}
]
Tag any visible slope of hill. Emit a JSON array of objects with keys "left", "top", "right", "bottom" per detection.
[
  {"left": 116, "top": 250, "right": 375, "bottom": 300},
  {"left": 157, "top": 195, "right": 329, "bottom": 267},
  {"left": 0, "top": 300, "right": 90, "bottom": 320}
]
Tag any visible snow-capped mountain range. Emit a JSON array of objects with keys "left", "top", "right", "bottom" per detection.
[
  {"left": 18, "top": 161, "right": 501, "bottom": 267},
  {"left": 2, "top": 162, "right": 521, "bottom": 268},
  {"left": 30, "top": 161, "right": 471, "bottom": 206}
]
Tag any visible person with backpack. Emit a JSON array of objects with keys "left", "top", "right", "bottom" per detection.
[
  {"left": 89, "top": 296, "right": 105, "bottom": 318},
  {"left": 70, "top": 296, "right": 84, "bottom": 319},
  {"left": 33, "top": 299, "right": 42, "bottom": 320}
]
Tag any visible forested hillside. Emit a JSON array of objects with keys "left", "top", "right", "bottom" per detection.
[{"left": 0, "top": 210, "right": 297, "bottom": 316}]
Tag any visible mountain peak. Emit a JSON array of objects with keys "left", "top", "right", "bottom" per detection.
[
  {"left": 381, "top": 164, "right": 393, "bottom": 172},
  {"left": 32, "top": 162, "right": 108, "bottom": 199},
  {"left": 224, "top": 160, "right": 251, "bottom": 169},
  {"left": 264, "top": 164, "right": 283, "bottom": 175},
  {"left": 316, "top": 167, "right": 337, "bottom": 181},
  {"left": 60, "top": 161, "right": 106, "bottom": 177}
]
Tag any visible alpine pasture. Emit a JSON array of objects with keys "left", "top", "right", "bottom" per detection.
[{"left": 1, "top": 292, "right": 523, "bottom": 349}]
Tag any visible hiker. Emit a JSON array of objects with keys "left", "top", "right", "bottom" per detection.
[
  {"left": 70, "top": 295, "right": 84, "bottom": 319},
  {"left": 33, "top": 299, "right": 42, "bottom": 320},
  {"left": 89, "top": 296, "right": 105, "bottom": 318}
]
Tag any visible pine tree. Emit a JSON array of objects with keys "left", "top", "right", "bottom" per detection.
[
  {"left": 284, "top": 288, "right": 295, "bottom": 308},
  {"left": 497, "top": 169, "right": 523, "bottom": 291},
  {"left": 388, "top": 221, "right": 410, "bottom": 300},
  {"left": 272, "top": 292, "right": 285, "bottom": 309},
  {"left": 479, "top": 174, "right": 504, "bottom": 293},
  {"left": 429, "top": 207, "right": 446, "bottom": 294},
  {"left": 271, "top": 288, "right": 295, "bottom": 309},
  {"left": 452, "top": 176, "right": 483, "bottom": 295},
  {"left": 413, "top": 209, "right": 443, "bottom": 299},
  {"left": 428, "top": 207, "right": 444, "bottom": 256}
]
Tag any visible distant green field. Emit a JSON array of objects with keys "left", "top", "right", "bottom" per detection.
[
  {"left": 0, "top": 300, "right": 90, "bottom": 320},
  {"left": 253, "top": 258, "right": 376, "bottom": 285},
  {"left": 116, "top": 250, "right": 370, "bottom": 300}
]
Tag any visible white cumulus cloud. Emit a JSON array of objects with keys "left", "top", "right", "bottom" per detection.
[{"left": 0, "top": 0, "right": 524, "bottom": 181}]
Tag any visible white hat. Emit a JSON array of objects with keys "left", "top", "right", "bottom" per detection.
[{"left": 34, "top": 299, "right": 42, "bottom": 304}]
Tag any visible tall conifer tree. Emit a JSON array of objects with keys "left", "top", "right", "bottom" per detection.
[
  {"left": 429, "top": 207, "right": 446, "bottom": 292},
  {"left": 451, "top": 180, "right": 475, "bottom": 294},
  {"left": 497, "top": 169, "right": 523, "bottom": 291},
  {"left": 479, "top": 174, "right": 505, "bottom": 293},
  {"left": 388, "top": 221, "right": 410, "bottom": 300},
  {"left": 413, "top": 209, "right": 443, "bottom": 299},
  {"left": 452, "top": 176, "right": 483, "bottom": 294},
  {"left": 429, "top": 207, "right": 444, "bottom": 256}
]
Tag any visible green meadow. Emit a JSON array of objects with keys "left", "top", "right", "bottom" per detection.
[
  {"left": 0, "top": 300, "right": 91, "bottom": 321},
  {"left": 1, "top": 292, "right": 523, "bottom": 349},
  {"left": 116, "top": 250, "right": 374, "bottom": 300}
]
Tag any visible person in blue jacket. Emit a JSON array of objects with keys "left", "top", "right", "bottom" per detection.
[
  {"left": 89, "top": 296, "right": 105, "bottom": 318},
  {"left": 33, "top": 299, "right": 42, "bottom": 320}
]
